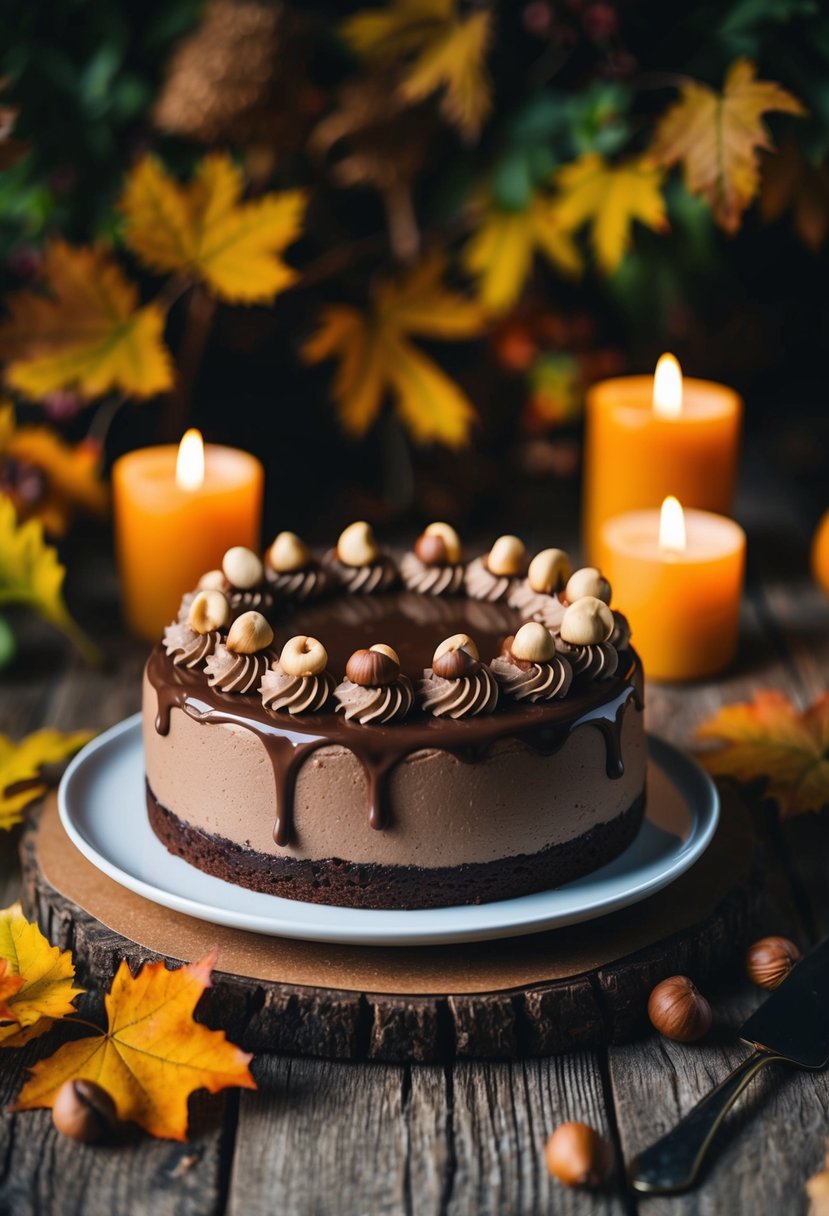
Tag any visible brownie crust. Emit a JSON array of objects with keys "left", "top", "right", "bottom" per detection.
[{"left": 147, "top": 780, "right": 647, "bottom": 910}]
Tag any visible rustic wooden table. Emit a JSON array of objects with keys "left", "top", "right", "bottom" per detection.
[{"left": 0, "top": 460, "right": 827, "bottom": 1216}]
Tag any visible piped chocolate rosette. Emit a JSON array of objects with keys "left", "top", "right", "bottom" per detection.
[
  {"left": 491, "top": 622, "right": 573, "bottom": 702},
  {"left": 465, "top": 534, "right": 527, "bottom": 603},
  {"left": 164, "top": 589, "right": 230, "bottom": 669},
  {"left": 220, "top": 546, "right": 275, "bottom": 615},
  {"left": 557, "top": 597, "right": 619, "bottom": 680},
  {"left": 335, "top": 644, "right": 414, "bottom": 723},
  {"left": 325, "top": 522, "right": 398, "bottom": 594},
  {"left": 264, "top": 531, "right": 330, "bottom": 603},
  {"left": 260, "top": 635, "right": 334, "bottom": 715},
  {"left": 204, "top": 611, "right": 278, "bottom": 693},
  {"left": 508, "top": 547, "right": 572, "bottom": 631},
  {"left": 400, "top": 522, "right": 465, "bottom": 596},
  {"left": 420, "top": 633, "right": 498, "bottom": 719}
]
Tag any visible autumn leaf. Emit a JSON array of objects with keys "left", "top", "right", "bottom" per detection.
[
  {"left": 553, "top": 154, "right": 667, "bottom": 273},
  {"left": 15, "top": 952, "right": 256, "bottom": 1140},
  {"left": 0, "top": 960, "right": 24, "bottom": 1022},
  {"left": 696, "top": 690, "right": 829, "bottom": 817},
  {"left": 650, "top": 59, "right": 806, "bottom": 235},
  {"left": 0, "top": 903, "right": 83, "bottom": 1046},
  {"left": 0, "top": 495, "right": 101, "bottom": 663},
  {"left": 303, "top": 256, "right": 486, "bottom": 446},
  {"left": 0, "top": 241, "right": 173, "bottom": 402},
  {"left": 463, "top": 193, "right": 582, "bottom": 312},
  {"left": 0, "top": 404, "right": 109, "bottom": 538},
  {"left": 342, "top": 0, "right": 492, "bottom": 139},
  {"left": 759, "top": 138, "right": 829, "bottom": 252},
  {"left": 119, "top": 154, "right": 306, "bottom": 305},
  {"left": 0, "top": 726, "right": 92, "bottom": 831}
]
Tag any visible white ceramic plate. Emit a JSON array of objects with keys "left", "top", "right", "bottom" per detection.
[{"left": 58, "top": 714, "right": 718, "bottom": 947}]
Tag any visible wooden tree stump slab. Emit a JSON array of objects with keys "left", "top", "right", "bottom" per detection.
[{"left": 21, "top": 791, "right": 762, "bottom": 1062}]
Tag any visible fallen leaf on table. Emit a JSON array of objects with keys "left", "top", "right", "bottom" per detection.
[
  {"left": 0, "top": 959, "right": 24, "bottom": 1021},
  {"left": 119, "top": 153, "right": 305, "bottom": 305},
  {"left": 14, "top": 952, "right": 256, "bottom": 1141},
  {"left": 552, "top": 154, "right": 667, "bottom": 273},
  {"left": 303, "top": 255, "right": 486, "bottom": 447},
  {"left": 342, "top": 0, "right": 492, "bottom": 139},
  {"left": 0, "top": 902, "right": 83, "bottom": 1046},
  {"left": 0, "top": 241, "right": 173, "bottom": 402},
  {"left": 0, "top": 726, "right": 93, "bottom": 831},
  {"left": 0, "top": 495, "right": 101, "bottom": 663},
  {"left": 650, "top": 59, "right": 805, "bottom": 234},
  {"left": 696, "top": 690, "right": 829, "bottom": 817},
  {"left": 463, "top": 193, "right": 582, "bottom": 312}
]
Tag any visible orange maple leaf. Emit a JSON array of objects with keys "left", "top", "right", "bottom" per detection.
[
  {"left": 696, "top": 690, "right": 829, "bottom": 817},
  {"left": 0, "top": 959, "right": 24, "bottom": 1022},
  {"left": 14, "top": 951, "right": 255, "bottom": 1140}
]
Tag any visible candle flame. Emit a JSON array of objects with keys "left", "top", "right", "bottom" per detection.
[
  {"left": 653, "top": 353, "right": 683, "bottom": 419},
  {"left": 176, "top": 428, "right": 205, "bottom": 491},
  {"left": 659, "top": 495, "right": 686, "bottom": 553}
]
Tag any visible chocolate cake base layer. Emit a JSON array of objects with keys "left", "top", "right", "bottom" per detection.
[{"left": 146, "top": 781, "right": 647, "bottom": 910}]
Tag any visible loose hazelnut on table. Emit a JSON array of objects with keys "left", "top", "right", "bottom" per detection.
[
  {"left": 487, "top": 534, "right": 526, "bottom": 576},
  {"left": 52, "top": 1079, "right": 117, "bottom": 1143},
  {"left": 559, "top": 596, "right": 614, "bottom": 646},
  {"left": 226, "top": 611, "right": 274, "bottom": 655},
  {"left": 337, "top": 521, "right": 380, "bottom": 568},
  {"left": 346, "top": 644, "right": 400, "bottom": 686},
  {"left": 647, "top": 975, "right": 712, "bottom": 1042},
  {"left": 545, "top": 1121, "right": 611, "bottom": 1188},
  {"left": 222, "top": 545, "right": 264, "bottom": 590},
  {"left": 268, "top": 531, "right": 311, "bottom": 573},
  {"left": 527, "top": 548, "right": 572, "bottom": 595},
  {"left": 564, "top": 566, "right": 612, "bottom": 605},
  {"left": 279, "top": 635, "right": 328, "bottom": 677},
  {"left": 745, "top": 936, "right": 801, "bottom": 990},
  {"left": 187, "top": 589, "right": 230, "bottom": 635}
]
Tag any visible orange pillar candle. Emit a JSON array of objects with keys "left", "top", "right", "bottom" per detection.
[
  {"left": 601, "top": 496, "right": 746, "bottom": 681},
  {"left": 583, "top": 355, "right": 742, "bottom": 566},
  {"left": 113, "top": 430, "right": 263, "bottom": 641}
]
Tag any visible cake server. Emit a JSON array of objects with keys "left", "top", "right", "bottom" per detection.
[{"left": 630, "top": 935, "right": 829, "bottom": 1194}]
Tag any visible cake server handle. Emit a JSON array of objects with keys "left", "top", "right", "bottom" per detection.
[{"left": 628, "top": 1049, "right": 784, "bottom": 1194}]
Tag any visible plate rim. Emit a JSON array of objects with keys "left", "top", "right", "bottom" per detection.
[{"left": 57, "top": 713, "right": 719, "bottom": 947}]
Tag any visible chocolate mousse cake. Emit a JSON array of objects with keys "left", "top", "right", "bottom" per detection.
[{"left": 143, "top": 523, "right": 646, "bottom": 910}]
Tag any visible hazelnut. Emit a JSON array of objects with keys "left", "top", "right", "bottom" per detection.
[
  {"left": 545, "top": 1122, "right": 611, "bottom": 1189},
  {"left": 564, "top": 567, "right": 611, "bottom": 605},
  {"left": 52, "top": 1079, "right": 117, "bottom": 1144},
  {"left": 268, "top": 531, "right": 311, "bottom": 573},
  {"left": 346, "top": 647, "right": 399, "bottom": 687},
  {"left": 226, "top": 610, "right": 273, "bottom": 655},
  {"left": 222, "top": 546, "right": 264, "bottom": 590},
  {"left": 423, "top": 521, "right": 462, "bottom": 564},
  {"left": 187, "top": 589, "right": 230, "bottom": 635},
  {"left": 414, "top": 533, "right": 449, "bottom": 566},
  {"left": 528, "top": 548, "right": 572, "bottom": 595},
  {"left": 337, "top": 521, "right": 380, "bottom": 568},
  {"left": 197, "top": 569, "right": 229, "bottom": 592},
  {"left": 511, "top": 621, "right": 556, "bottom": 662},
  {"left": 487, "top": 535, "right": 526, "bottom": 577},
  {"left": 432, "top": 635, "right": 481, "bottom": 679},
  {"left": 647, "top": 975, "right": 712, "bottom": 1042},
  {"left": 560, "top": 597, "right": 614, "bottom": 646},
  {"left": 370, "top": 642, "right": 400, "bottom": 665},
  {"left": 745, "top": 936, "right": 801, "bottom": 990},
  {"left": 279, "top": 635, "right": 328, "bottom": 677}
]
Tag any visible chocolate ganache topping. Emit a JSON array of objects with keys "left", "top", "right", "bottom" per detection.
[
  {"left": 261, "top": 663, "right": 335, "bottom": 714},
  {"left": 558, "top": 641, "right": 619, "bottom": 680},
  {"left": 400, "top": 551, "right": 464, "bottom": 596},
  {"left": 610, "top": 610, "right": 632, "bottom": 650},
  {"left": 205, "top": 644, "right": 277, "bottom": 693},
  {"left": 162, "top": 621, "right": 220, "bottom": 669}
]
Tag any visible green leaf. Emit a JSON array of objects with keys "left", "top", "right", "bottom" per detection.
[
  {"left": 491, "top": 150, "right": 534, "bottom": 212},
  {"left": 0, "top": 615, "right": 16, "bottom": 671}
]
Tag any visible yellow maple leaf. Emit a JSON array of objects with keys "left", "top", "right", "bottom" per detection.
[
  {"left": 342, "top": 0, "right": 492, "bottom": 139},
  {"left": 0, "top": 241, "right": 173, "bottom": 402},
  {"left": 119, "top": 154, "right": 306, "bottom": 305},
  {"left": 0, "top": 903, "right": 83, "bottom": 1046},
  {"left": 463, "top": 193, "right": 582, "bottom": 312},
  {"left": 553, "top": 153, "right": 668, "bottom": 273},
  {"left": 14, "top": 951, "right": 256, "bottom": 1140},
  {"left": 0, "top": 495, "right": 101, "bottom": 663},
  {"left": 696, "top": 690, "right": 829, "bottom": 818},
  {"left": 303, "top": 256, "right": 486, "bottom": 446},
  {"left": 650, "top": 59, "right": 806, "bottom": 235},
  {"left": 0, "top": 958, "right": 24, "bottom": 1022},
  {"left": 0, "top": 727, "right": 93, "bottom": 831}
]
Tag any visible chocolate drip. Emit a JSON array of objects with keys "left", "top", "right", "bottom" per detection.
[{"left": 147, "top": 594, "right": 643, "bottom": 851}]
